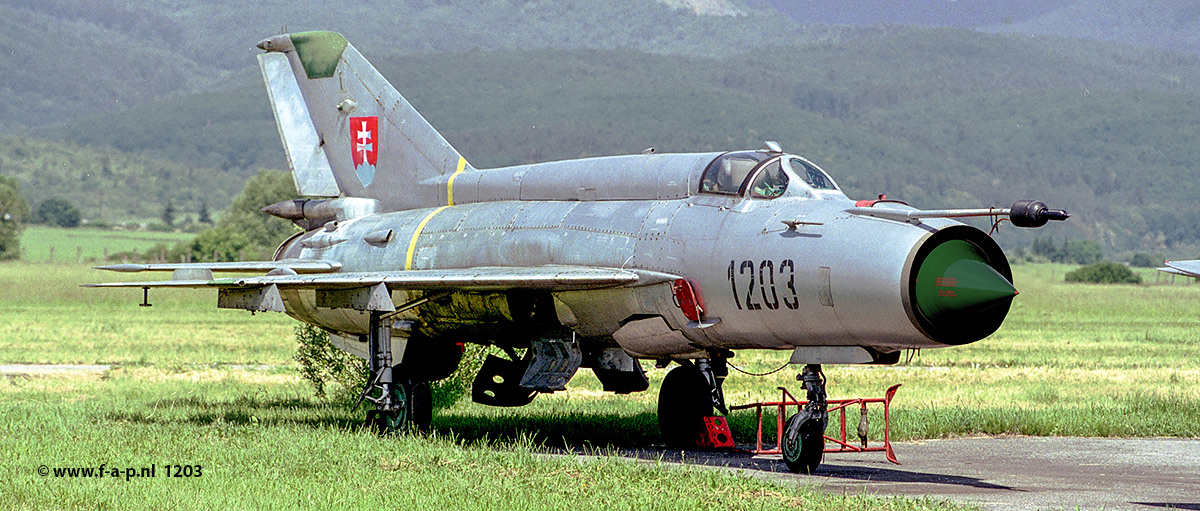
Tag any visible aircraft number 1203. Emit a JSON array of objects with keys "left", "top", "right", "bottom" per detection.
[{"left": 727, "top": 260, "right": 800, "bottom": 311}]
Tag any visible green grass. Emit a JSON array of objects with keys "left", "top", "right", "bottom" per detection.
[
  {"left": 19, "top": 226, "right": 194, "bottom": 264},
  {"left": 0, "top": 264, "right": 294, "bottom": 365},
  {"left": 2, "top": 259, "right": 1199, "bottom": 508},
  {"left": 0, "top": 367, "right": 960, "bottom": 511}
]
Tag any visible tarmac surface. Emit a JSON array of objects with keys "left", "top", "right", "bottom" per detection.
[{"left": 607, "top": 437, "right": 1200, "bottom": 510}]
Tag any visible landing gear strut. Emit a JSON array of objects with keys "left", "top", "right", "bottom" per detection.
[
  {"left": 782, "top": 364, "right": 828, "bottom": 473},
  {"left": 356, "top": 311, "right": 432, "bottom": 434},
  {"left": 657, "top": 356, "right": 728, "bottom": 449}
]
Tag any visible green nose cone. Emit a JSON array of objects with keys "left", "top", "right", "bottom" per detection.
[{"left": 914, "top": 239, "right": 1017, "bottom": 324}]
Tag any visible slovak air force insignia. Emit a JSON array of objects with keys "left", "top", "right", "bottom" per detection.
[{"left": 350, "top": 116, "right": 378, "bottom": 187}]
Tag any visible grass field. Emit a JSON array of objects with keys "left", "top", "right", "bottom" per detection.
[
  {"left": 18, "top": 226, "right": 194, "bottom": 264},
  {"left": 2, "top": 253, "right": 1198, "bottom": 509}
]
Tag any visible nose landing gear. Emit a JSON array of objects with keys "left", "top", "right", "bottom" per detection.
[{"left": 781, "top": 364, "right": 828, "bottom": 473}]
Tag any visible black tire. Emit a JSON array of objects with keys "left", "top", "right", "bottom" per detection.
[
  {"left": 367, "top": 381, "right": 431, "bottom": 435},
  {"left": 782, "top": 412, "right": 825, "bottom": 474},
  {"left": 657, "top": 364, "right": 714, "bottom": 450},
  {"left": 409, "top": 381, "right": 433, "bottom": 433}
]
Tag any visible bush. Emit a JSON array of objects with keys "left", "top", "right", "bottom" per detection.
[
  {"left": 1065, "top": 262, "right": 1143, "bottom": 284},
  {"left": 35, "top": 197, "right": 81, "bottom": 227},
  {"left": 294, "top": 324, "right": 368, "bottom": 400},
  {"left": 293, "top": 323, "right": 484, "bottom": 411}
]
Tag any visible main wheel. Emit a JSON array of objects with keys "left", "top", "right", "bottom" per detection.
[
  {"left": 657, "top": 364, "right": 714, "bottom": 450},
  {"left": 782, "top": 412, "right": 826, "bottom": 474},
  {"left": 366, "top": 381, "right": 433, "bottom": 435},
  {"left": 409, "top": 381, "right": 433, "bottom": 433}
]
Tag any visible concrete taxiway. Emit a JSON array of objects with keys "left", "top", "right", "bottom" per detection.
[
  {"left": 799, "top": 437, "right": 1199, "bottom": 510},
  {"left": 613, "top": 437, "right": 1200, "bottom": 510}
]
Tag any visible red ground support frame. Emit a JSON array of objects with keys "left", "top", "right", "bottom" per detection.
[{"left": 729, "top": 384, "right": 902, "bottom": 464}]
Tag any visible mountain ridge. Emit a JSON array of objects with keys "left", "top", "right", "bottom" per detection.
[{"left": 12, "top": 27, "right": 1200, "bottom": 256}]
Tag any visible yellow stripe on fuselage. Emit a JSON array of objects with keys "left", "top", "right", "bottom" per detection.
[
  {"left": 446, "top": 157, "right": 467, "bottom": 206},
  {"left": 405, "top": 205, "right": 449, "bottom": 270}
]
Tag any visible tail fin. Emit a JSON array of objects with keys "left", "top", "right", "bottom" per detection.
[{"left": 257, "top": 31, "right": 472, "bottom": 211}]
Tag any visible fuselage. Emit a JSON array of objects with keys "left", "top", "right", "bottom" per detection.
[{"left": 275, "top": 150, "right": 1014, "bottom": 360}]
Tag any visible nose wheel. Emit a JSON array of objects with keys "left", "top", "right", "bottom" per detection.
[
  {"left": 782, "top": 364, "right": 828, "bottom": 473},
  {"left": 782, "top": 410, "right": 825, "bottom": 473}
]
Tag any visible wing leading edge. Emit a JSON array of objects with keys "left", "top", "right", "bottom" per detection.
[
  {"left": 85, "top": 264, "right": 674, "bottom": 291},
  {"left": 85, "top": 264, "right": 674, "bottom": 313}
]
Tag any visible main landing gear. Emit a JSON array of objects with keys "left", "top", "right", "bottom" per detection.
[
  {"left": 657, "top": 357, "right": 729, "bottom": 450},
  {"left": 356, "top": 311, "right": 433, "bottom": 435},
  {"left": 657, "top": 359, "right": 831, "bottom": 474},
  {"left": 782, "top": 364, "right": 828, "bottom": 473}
]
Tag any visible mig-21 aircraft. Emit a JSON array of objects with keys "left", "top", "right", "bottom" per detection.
[
  {"left": 1158, "top": 260, "right": 1200, "bottom": 279},
  {"left": 88, "top": 31, "right": 1068, "bottom": 473}
]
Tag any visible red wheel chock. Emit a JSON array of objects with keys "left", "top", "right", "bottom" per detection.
[
  {"left": 697, "top": 415, "right": 736, "bottom": 449},
  {"left": 729, "top": 384, "right": 901, "bottom": 464}
]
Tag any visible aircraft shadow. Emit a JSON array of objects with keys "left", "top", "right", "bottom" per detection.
[
  {"left": 1131, "top": 504, "right": 1200, "bottom": 510},
  {"left": 432, "top": 411, "right": 662, "bottom": 448},
  {"left": 148, "top": 394, "right": 329, "bottom": 410},
  {"left": 105, "top": 398, "right": 1020, "bottom": 493},
  {"left": 595, "top": 449, "right": 1020, "bottom": 492},
  {"left": 108, "top": 396, "right": 666, "bottom": 442},
  {"left": 106, "top": 394, "right": 366, "bottom": 430},
  {"left": 806, "top": 462, "right": 1021, "bottom": 491}
]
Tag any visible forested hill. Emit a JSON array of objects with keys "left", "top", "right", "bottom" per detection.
[
  {"left": 0, "top": 134, "right": 241, "bottom": 226},
  {"left": 0, "top": 0, "right": 852, "bottom": 131},
  {"left": 766, "top": 0, "right": 1200, "bottom": 55},
  {"left": 18, "top": 27, "right": 1200, "bottom": 257},
  {"left": 982, "top": 0, "right": 1200, "bottom": 55},
  {"left": 4, "top": 0, "right": 1195, "bottom": 132}
]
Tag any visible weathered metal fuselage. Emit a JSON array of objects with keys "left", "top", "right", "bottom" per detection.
[{"left": 274, "top": 152, "right": 1009, "bottom": 360}]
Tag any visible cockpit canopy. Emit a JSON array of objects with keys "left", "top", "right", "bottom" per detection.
[{"left": 698, "top": 151, "right": 839, "bottom": 199}]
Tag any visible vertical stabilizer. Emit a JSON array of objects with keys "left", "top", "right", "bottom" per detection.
[{"left": 257, "top": 31, "right": 473, "bottom": 211}]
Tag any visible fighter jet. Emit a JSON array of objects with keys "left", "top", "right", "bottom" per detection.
[
  {"left": 88, "top": 31, "right": 1068, "bottom": 473},
  {"left": 1158, "top": 260, "right": 1200, "bottom": 279}
]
